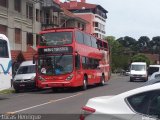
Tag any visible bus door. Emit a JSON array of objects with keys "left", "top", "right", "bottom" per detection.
[{"left": 75, "top": 54, "right": 83, "bottom": 86}]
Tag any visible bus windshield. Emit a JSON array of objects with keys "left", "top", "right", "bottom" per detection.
[
  {"left": 40, "top": 32, "right": 72, "bottom": 46},
  {"left": 38, "top": 55, "right": 73, "bottom": 75}
]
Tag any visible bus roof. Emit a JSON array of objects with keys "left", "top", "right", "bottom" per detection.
[
  {"left": 0, "top": 34, "right": 9, "bottom": 42},
  {"left": 40, "top": 27, "right": 108, "bottom": 43}
]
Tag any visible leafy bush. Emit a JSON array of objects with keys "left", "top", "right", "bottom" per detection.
[{"left": 131, "top": 54, "right": 150, "bottom": 66}]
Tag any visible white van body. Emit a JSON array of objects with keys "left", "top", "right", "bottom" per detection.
[
  {"left": 0, "top": 34, "right": 12, "bottom": 91},
  {"left": 13, "top": 61, "right": 36, "bottom": 92},
  {"left": 130, "top": 62, "right": 148, "bottom": 82}
]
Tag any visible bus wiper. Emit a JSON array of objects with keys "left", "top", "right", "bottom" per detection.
[{"left": 55, "top": 53, "right": 64, "bottom": 64}]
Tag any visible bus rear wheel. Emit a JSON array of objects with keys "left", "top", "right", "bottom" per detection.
[
  {"left": 99, "top": 75, "right": 105, "bottom": 86},
  {"left": 82, "top": 76, "right": 87, "bottom": 90}
]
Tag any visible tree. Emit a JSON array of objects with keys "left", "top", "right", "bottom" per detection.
[
  {"left": 137, "top": 36, "right": 150, "bottom": 52},
  {"left": 150, "top": 36, "right": 160, "bottom": 54},
  {"left": 131, "top": 54, "right": 150, "bottom": 66},
  {"left": 105, "top": 36, "right": 130, "bottom": 72},
  {"left": 117, "top": 36, "right": 136, "bottom": 49}
]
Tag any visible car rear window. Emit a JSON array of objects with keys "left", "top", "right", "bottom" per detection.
[{"left": 148, "top": 67, "right": 159, "bottom": 76}]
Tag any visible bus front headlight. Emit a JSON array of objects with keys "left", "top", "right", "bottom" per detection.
[
  {"left": 38, "top": 76, "right": 46, "bottom": 81},
  {"left": 66, "top": 74, "right": 74, "bottom": 81}
]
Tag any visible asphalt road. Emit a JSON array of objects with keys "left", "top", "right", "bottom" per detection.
[{"left": 0, "top": 74, "right": 145, "bottom": 118}]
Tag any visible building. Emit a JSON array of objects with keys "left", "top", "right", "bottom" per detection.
[
  {"left": 0, "top": 0, "right": 41, "bottom": 60},
  {"left": 0, "top": 0, "right": 89, "bottom": 73},
  {"left": 41, "top": 0, "right": 88, "bottom": 31},
  {"left": 0, "top": 0, "right": 42, "bottom": 74},
  {"left": 60, "top": 0, "right": 108, "bottom": 39}
]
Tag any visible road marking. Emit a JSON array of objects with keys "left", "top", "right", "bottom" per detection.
[{"left": 6, "top": 93, "right": 82, "bottom": 114}]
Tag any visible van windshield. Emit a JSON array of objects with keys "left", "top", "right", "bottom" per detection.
[
  {"left": 17, "top": 65, "right": 35, "bottom": 74},
  {"left": 131, "top": 65, "right": 146, "bottom": 71}
]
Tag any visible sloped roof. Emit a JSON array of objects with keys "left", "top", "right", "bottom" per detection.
[
  {"left": 60, "top": 2, "right": 96, "bottom": 10},
  {"left": 11, "top": 50, "right": 21, "bottom": 62},
  {"left": 22, "top": 46, "right": 36, "bottom": 61},
  {"left": 60, "top": 2, "right": 108, "bottom": 13},
  {"left": 61, "top": 7, "right": 89, "bottom": 23}
]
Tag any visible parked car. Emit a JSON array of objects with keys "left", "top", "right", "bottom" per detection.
[
  {"left": 148, "top": 65, "right": 160, "bottom": 80},
  {"left": 129, "top": 62, "right": 148, "bottom": 82},
  {"left": 13, "top": 61, "right": 36, "bottom": 92},
  {"left": 125, "top": 70, "right": 130, "bottom": 76},
  {"left": 148, "top": 71, "right": 160, "bottom": 81},
  {"left": 80, "top": 83, "right": 160, "bottom": 120},
  {"left": 143, "top": 78, "right": 160, "bottom": 86}
]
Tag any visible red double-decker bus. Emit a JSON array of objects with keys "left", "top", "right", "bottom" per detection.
[{"left": 35, "top": 28, "right": 110, "bottom": 90}]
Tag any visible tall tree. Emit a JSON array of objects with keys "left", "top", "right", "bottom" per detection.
[
  {"left": 117, "top": 36, "right": 136, "bottom": 50},
  {"left": 137, "top": 36, "right": 150, "bottom": 52},
  {"left": 105, "top": 36, "right": 130, "bottom": 72}
]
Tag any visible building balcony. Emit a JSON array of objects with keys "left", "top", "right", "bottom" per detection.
[
  {"left": 41, "top": 0, "right": 62, "bottom": 12},
  {"left": 95, "top": 28, "right": 106, "bottom": 34}
]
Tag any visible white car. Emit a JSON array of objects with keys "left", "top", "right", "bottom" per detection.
[
  {"left": 148, "top": 65, "right": 160, "bottom": 80},
  {"left": 148, "top": 71, "right": 160, "bottom": 81},
  {"left": 81, "top": 83, "right": 160, "bottom": 120},
  {"left": 13, "top": 61, "right": 36, "bottom": 92}
]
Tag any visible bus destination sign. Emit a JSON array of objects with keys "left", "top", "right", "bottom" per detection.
[{"left": 38, "top": 46, "right": 73, "bottom": 54}]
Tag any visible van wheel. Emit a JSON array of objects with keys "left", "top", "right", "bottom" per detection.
[{"left": 82, "top": 76, "right": 87, "bottom": 90}]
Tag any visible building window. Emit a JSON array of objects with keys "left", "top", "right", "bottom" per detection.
[
  {"left": 53, "top": 15, "right": 58, "bottom": 25},
  {"left": 36, "top": 9, "right": 40, "bottom": 22},
  {"left": 94, "top": 22, "right": 98, "bottom": 27},
  {"left": 0, "top": 24, "right": 7, "bottom": 36},
  {"left": 27, "top": 32, "right": 33, "bottom": 45},
  {"left": 0, "top": 0, "right": 8, "bottom": 7},
  {"left": 15, "top": 28, "right": 21, "bottom": 44},
  {"left": 26, "top": 3, "right": 33, "bottom": 20},
  {"left": 0, "top": 39, "right": 8, "bottom": 58},
  {"left": 14, "top": 0, "right": 21, "bottom": 12}
]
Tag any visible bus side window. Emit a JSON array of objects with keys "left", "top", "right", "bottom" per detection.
[
  {"left": 75, "top": 54, "right": 80, "bottom": 70},
  {"left": 103, "top": 42, "right": 108, "bottom": 51}
]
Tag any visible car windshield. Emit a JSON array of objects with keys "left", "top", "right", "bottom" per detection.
[
  {"left": 17, "top": 65, "right": 35, "bottom": 74},
  {"left": 39, "top": 32, "right": 72, "bottom": 46},
  {"left": 131, "top": 65, "right": 146, "bottom": 71},
  {"left": 38, "top": 55, "right": 73, "bottom": 75}
]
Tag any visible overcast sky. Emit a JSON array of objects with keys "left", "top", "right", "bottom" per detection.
[{"left": 61, "top": 0, "right": 160, "bottom": 40}]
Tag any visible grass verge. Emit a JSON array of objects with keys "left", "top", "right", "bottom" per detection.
[{"left": 0, "top": 89, "right": 15, "bottom": 94}]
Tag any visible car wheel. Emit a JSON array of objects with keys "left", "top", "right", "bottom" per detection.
[
  {"left": 82, "top": 76, "right": 87, "bottom": 90},
  {"left": 100, "top": 75, "right": 105, "bottom": 86},
  {"left": 14, "top": 89, "right": 20, "bottom": 93}
]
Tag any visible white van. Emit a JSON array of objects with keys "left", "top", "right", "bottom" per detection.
[
  {"left": 130, "top": 62, "right": 148, "bottom": 82},
  {"left": 13, "top": 61, "right": 36, "bottom": 92}
]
